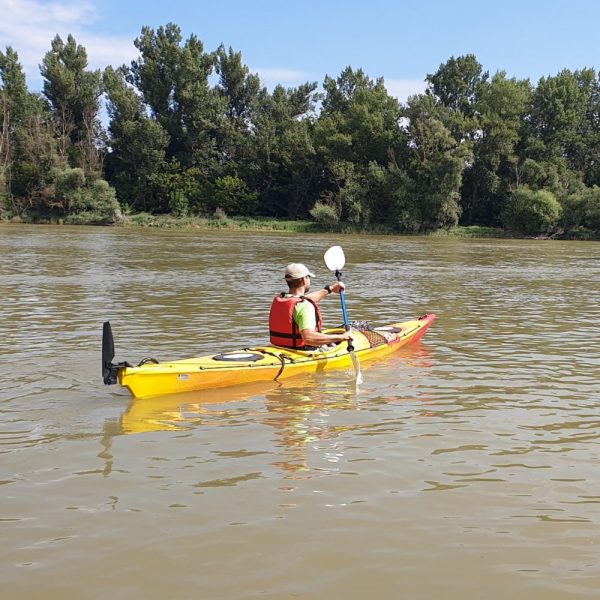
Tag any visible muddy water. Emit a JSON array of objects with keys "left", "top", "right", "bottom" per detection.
[{"left": 1, "top": 224, "right": 599, "bottom": 599}]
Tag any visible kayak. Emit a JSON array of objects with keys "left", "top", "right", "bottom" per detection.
[{"left": 103, "top": 313, "right": 436, "bottom": 399}]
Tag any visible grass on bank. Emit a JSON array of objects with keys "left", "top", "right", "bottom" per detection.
[
  {"left": 98, "top": 213, "right": 521, "bottom": 238},
  {"left": 2, "top": 210, "right": 599, "bottom": 240}
]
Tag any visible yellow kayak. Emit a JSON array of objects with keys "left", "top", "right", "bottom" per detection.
[{"left": 102, "top": 313, "right": 436, "bottom": 399}]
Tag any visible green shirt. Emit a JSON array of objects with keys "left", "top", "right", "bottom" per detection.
[{"left": 283, "top": 294, "right": 317, "bottom": 331}]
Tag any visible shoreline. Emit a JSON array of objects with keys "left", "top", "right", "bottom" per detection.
[{"left": 1, "top": 213, "right": 598, "bottom": 241}]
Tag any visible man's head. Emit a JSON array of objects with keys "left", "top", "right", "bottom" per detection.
[{"left": 284, "top": 263, "right": 315, "bottom": 290}]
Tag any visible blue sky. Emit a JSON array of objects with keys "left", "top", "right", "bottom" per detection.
[{"left": 1, "top": 0, "right": 599, "bottom": 101}]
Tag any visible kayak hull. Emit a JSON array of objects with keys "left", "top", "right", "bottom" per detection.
[{"left": 117, "top": 313, "right": 436, "bottom": 399}]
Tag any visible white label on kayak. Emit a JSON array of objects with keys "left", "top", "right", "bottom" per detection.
[{"left": 178, "top": 374, "right": 190, "bottom": 381}]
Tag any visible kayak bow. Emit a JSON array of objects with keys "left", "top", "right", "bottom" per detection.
[{"left": 102, "top": 313, "right": 436, "bottom": 399}]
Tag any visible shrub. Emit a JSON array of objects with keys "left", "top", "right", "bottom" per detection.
[
  {"left": 502, "top": 186, "right": 562, "bottom": 234},
  {"left": 310, "top": 202, "right": 340, "bottom": 226},
  {"left": 212, "top": 176, "right": 258, "bottom": 216},
  {"left": 582, "top": 186, "right": 600, "bottom": 231},
  {"left": 168, "top": 189, "right": 189, "bottom": 216},
  {"left": 49, "top": 168, "right": 121, "bottom": 222}
]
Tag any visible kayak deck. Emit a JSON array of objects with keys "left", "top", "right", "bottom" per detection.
[{"left": 113, "top": 313, "right": 436, "bottom": 399}]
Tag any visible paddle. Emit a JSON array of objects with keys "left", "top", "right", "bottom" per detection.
[{"left": 324, "top": 246, "right": 363, "bottom": 385}]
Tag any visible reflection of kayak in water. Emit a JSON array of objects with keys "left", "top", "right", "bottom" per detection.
[
  {"left": 102, "top": 313, "right": 436, "bottom": 400},
  {"left": 119, "top": 380, "right": 280, "bottom": 434}
]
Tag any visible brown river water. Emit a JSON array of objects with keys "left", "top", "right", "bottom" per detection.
[{"left": 1, "top": 224, "right": 599, "bottom": 599}]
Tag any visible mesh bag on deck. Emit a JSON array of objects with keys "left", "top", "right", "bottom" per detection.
[{"left": 348, "top": 320, "right": 388, "bottom": 347}]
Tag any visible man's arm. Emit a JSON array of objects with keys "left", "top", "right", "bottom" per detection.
[
  {"left": 304, "top": 281, "right": 346, "bottom": 303},
  {"left": 300, "top": 326, "right": 352, "bottom": 346}
]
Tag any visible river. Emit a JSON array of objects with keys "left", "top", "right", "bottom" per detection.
[{"left": 1, "top": 224, "right": 599, "bottom": 599}]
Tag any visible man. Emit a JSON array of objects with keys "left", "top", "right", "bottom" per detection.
[{"left": 269, "top": 263, "right": 353, "bottom": 350}]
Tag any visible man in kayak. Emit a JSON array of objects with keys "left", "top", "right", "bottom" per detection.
[{"left": 269, "top": 263, "right": 353, "bottom": 350}]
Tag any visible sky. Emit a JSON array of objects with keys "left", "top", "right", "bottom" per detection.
[{"left": 1, "top": 0, "right": 599, "bottom": 102}]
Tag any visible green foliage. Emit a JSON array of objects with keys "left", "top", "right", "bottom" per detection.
[
  {"left": 584, "top": 189, "right": 600, "bottom": 230},
  {"left": 310, "top": 202, "right": 340, "bottom": 226},
  {"left": 212, "top": 175, "right": 259, "bottom": 216},
  {"left": 0, "top": 167, "right": 8, "bottom": 212},
  {"left": 401, "top": 93, "right": 468, "bottom": 230},
  {"left": 562, "top": 186, "right": 600, "bottom": 231},
  {"left": 40, "top": 34, "right": 104, "bottom": 174},
  {"left": 43, "top": 167, "right": 121, "bottom": 222},
  {"left": 3, "top": 28, "right": 600, "bottom": 237},
  {"left": 426, "top": 54, "right": 488, "bottom": 115},
  {"left": 502, "top": 186, "right": 562, "bottom": 234},
  {"left": 461, "top": 72, "right": 532, "bottom": 225}
]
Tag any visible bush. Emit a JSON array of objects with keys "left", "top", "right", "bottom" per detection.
[
  {"left": 212, "top": 176, "right": 259, "bottom": 216},
  {"left": 310, "top": 202, "right": 340, "bottom": 226},
  {"left": 582, "top": 186, "right": 600, "bottom": 231},
  {"left": 502, "top": 186, "right": 562, "bottom": 234},
  {"left": 50, "top": 168, "right": 121, "bottom": 222},
  {"left": 54, "top": 167, "right": 86, "bottom": 200},
  {"left": 168, "top": 189, "right": 189, "bottom": 216}
]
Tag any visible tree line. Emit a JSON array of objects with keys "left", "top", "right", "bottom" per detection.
[{"left": 1, "top": 23, "right": 599, "bottom": 236}]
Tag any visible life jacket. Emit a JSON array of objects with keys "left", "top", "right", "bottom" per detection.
[{"left": 269, "top": 294, "right": 323, "bottom": 349}]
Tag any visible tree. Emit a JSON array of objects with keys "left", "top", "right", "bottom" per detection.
[
  {"left": 401, "top": 93, "right": 469, "bottom": 229},
  {"left": 128, "top": 23, "right": 223, "bottom": 173},
  {"left": 248, "top": 83, "right": 319, "bottom": 218},
  {"left": 426, "top": 54, "right": 489, "bottom": 143},
  {"left": 1, "top": 47, "right": 29, "bottom": 203},
  {"left": 1, "top": 46, "right": 58, "bottom": 211},
  {"left": 215, "top": 45, "right": 260, "bottom": 122},
  {"left": 40, "top": 34, "right": 104, "bottom": 174},
  {"left": 462, "top": 72, "right": 532, "bottom": 225},
  {"left": 103, "top": 66, "right": 171, "bottom": 211},
  {"left": 314, "top": 67, "right": 405, "bottom": 223}
]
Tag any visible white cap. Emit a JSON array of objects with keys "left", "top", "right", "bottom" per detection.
[{"left": 284, "top": 263, "right": 315, "bottom": 279}]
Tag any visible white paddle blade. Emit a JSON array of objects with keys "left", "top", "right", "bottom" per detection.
[{"left": 324, "top": 245, "right": 346, "bottom": 271}]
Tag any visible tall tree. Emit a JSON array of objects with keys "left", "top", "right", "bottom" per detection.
[
  {"left": 1, "top": 46, "right": 56, "bottom": 209},
  {"left": 103, "top": 66, "right": 170, "bottom": 212},
  {"left": 426, "top": 54, "right": 489, "bottom": 143},
  {"left": 249, "top": 83, "right": 319, "bottom": 218},
  {"left": 462, "top": 72, "right": 532, "bottom": 225},
  {"left": 128, "top": 23, "right": 222, "bottom": 174},
  {"left": 518, "top": 69, "right": 593, "bottom": 200},
  {"left": 314, "top": 67, "right": 405, "bottom": 223},
  {"left": 0, "top": 47, "right": 29, "bottom": 196},
  {"left": 40, "top": 34, "right": 104, "bottom": 174},
  {"left": 214, "top": 45, "right": 261, "bottom": 183},
  {"left": 401, "top": 93, "right": 470, "bottom": 229}
]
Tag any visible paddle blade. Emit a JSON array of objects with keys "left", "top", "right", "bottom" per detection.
[
  {"left": 324, "top": 245, "right": 345, "bottom": 272},
  {"left": 350, "top": 350, "right": 363, "bottom": 385}
]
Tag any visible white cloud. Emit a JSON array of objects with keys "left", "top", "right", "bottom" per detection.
[
  {"left": 0, "top": 0, "right": 136, "bottom": 89},
  {"left": 384, "top": 79, "right": 427, "bottom": 103}
]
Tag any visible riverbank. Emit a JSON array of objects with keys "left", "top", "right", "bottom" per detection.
[{"left": 2, "top": 211, "right": 598, "bottom": 240}]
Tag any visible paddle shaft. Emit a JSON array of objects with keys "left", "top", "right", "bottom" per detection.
[{"left": 335, "top": 269, "right": 354, "bottom": 352}]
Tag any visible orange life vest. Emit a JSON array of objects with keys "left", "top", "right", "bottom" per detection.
[{"left": 269, "top": 294, "right": 323, "bottom": 349}]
